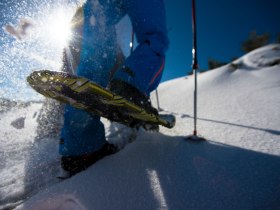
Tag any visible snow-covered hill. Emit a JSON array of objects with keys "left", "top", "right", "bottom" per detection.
[
  {"left": 157, "top": 44, "right": 280, "bottom": 155},
  {"left": 0, "top": 44, "right": 280, "bottom": 209}
]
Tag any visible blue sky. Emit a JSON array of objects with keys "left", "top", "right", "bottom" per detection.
[{"left": 163, "top": 0, "right": 280, "bottom": 81}]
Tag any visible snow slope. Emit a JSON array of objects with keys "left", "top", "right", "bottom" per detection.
[
  {"left": 0, "top": 44, "right": 280, "bottom": 209},
  {"left": 157, "top": 44, "right": 280, "bottom": 155},
  {"left": 0, "top": 102, "right": 62, "bottom": 209}
]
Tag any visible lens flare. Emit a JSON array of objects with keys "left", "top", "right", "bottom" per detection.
[{"left": 41, "top": 8, "right": 74, "bottom": 48}]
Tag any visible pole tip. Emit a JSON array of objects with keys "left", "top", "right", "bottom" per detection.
[{"left": 185, "top": 130, "right": 206, "bottom": 141}]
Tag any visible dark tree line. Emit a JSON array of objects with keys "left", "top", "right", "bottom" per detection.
[
  {"left": 241, "top": 31, "right": 270, "bottom": 53},
  {"left": 207, "top": 31, "right": 280, "bottom": 70}
]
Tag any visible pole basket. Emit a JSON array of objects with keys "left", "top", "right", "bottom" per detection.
[{"left": 185, "top": 134, "right": 206, "bottom": 141}]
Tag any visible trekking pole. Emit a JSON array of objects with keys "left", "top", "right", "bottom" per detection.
[
  {"left": 187, "top": 0, "right": 205, "bottom": 140},
  {"left": 155, "top": 90, "right": 163, "bottom": 111},
  {"left": 192, "top": 0, "right": 198, "bottom": 136}
]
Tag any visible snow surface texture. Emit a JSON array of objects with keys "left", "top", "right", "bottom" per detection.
[
  {"left": 0, "top": 44, "right": 279, "bottom": 209},
  {"left": 0, "top": 99, "right": 136, "bottom": 209}
]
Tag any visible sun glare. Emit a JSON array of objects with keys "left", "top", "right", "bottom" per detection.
[{"left": 43, "top": 8, "right": 73, "bottom": 48}]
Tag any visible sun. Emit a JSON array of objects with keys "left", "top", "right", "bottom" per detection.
[{"left": 44, "top": 8, "right": 74, "bottom": 48}]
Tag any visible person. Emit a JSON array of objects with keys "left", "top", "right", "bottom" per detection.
[{"left": 60, "top": 0, "right": 169, "bottom": 176}]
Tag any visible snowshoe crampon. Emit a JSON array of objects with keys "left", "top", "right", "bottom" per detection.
[{"left": 27, "top": 70, "right": 175, "bottom": 129}]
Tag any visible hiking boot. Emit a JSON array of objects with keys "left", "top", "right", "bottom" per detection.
[
  {"left": 61, "top": 143, "right": 118, "bottom": 176},
  {"left": 108, "top": 79, "right": 158, "bottom": 116}
]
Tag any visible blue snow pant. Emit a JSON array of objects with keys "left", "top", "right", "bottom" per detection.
[{"left": 60, "top": 0, "right": 169, "bottom": 156}]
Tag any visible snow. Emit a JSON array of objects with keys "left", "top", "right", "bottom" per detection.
[
  {"left": 0, "top": 44, "right": 280, "bottom": 209},
  {"left": 0, "top": 102, "right": 61, "bottom": 209}
]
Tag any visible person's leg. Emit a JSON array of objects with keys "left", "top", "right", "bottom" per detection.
[
  {"left": 60, "top": 0, "right": 123, "bottom": 158},
  {"left": 76, "top": 0, "right": 120, "bottom": 86},
  {"left": 112, "top": 0, "right": 169, "bottom": 95},
  {"left": 60, "top": 106, "right": 106, "bottom": 156}
]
